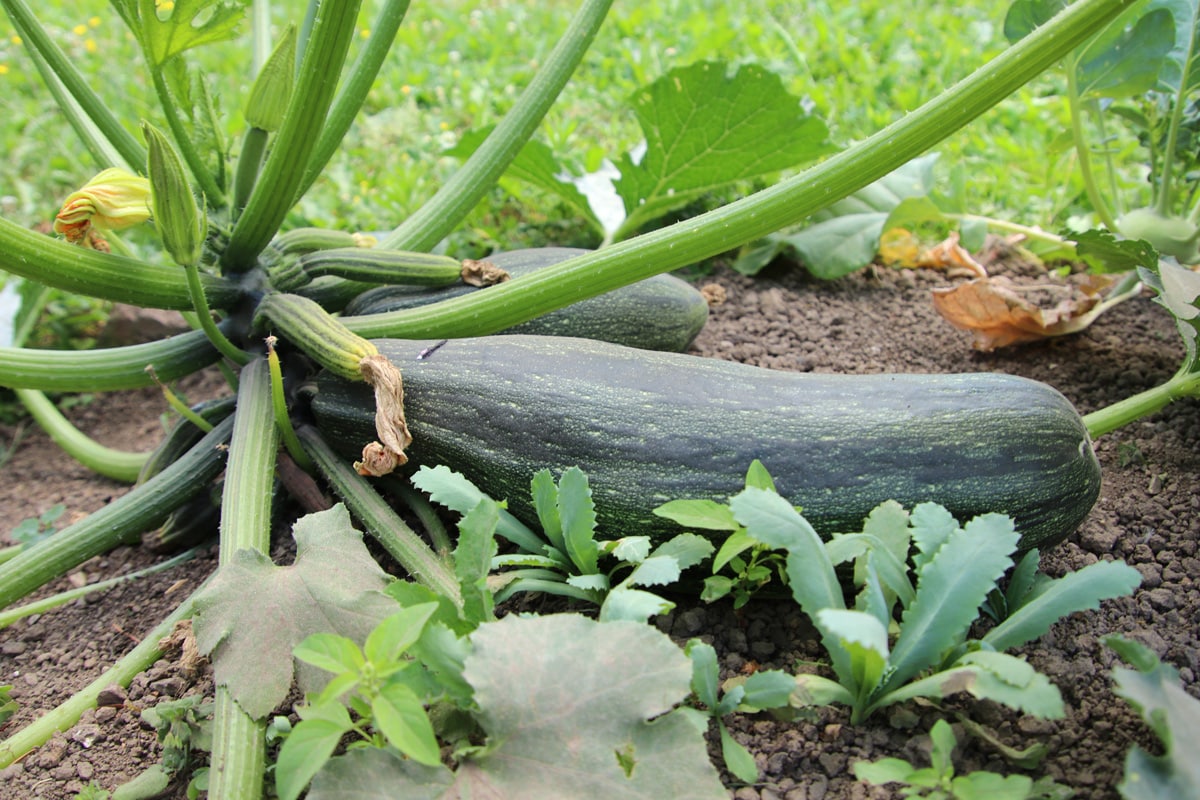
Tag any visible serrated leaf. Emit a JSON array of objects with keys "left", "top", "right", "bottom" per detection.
[
  {"left": 652, "top": 499, "right": 739, "bottom": 531},
  {"left": 626, "top": 555, "right": 683, "bottom": 588},
  {"left": 983, "top": 560, "right": 1141, "bottom": 651},
  {"left": 566, "top": 573, "right": 610, "bottom": 592},
  {"left": 373, "top": 682, "right": 442, "bottom": 767},
  {"left": 458, "top": 614, "right": 726, "bottom": 798},
  {"left": 612, "top": 61, "right": 835, "bottom": 240},
  {"left": 454, "top": 499, "right": 500, "bottom": 624},
  {"left": 815, "top": 609, "right": 889, "bottom": 698},
  {"left": 1139, "top": 258, "right": 1200, "bottom": 369},
  {"left": 1004, "top": 548, "right": 1043, "bottom": 613},
  {"left": 610, "top": 536, "right": 653, "bottom": 564},
  {"left": 192, "top": 504, "right": 399, "bottom": 719},
  {"left": 411, "top": 465, "right": 544, "bottom": 554},
  {"left": 1075, "top": 228, "right": 1160, "bottom": 273},
  {"left": 307, "top": 748, "right": 453, "bottom": 800},
  {"left": 556, "top": 467, "right": 599, "bottom": 574},
  {"left": 954, "top": 651, "right": 1065, "bottom": 717},
  {"left": 650, "top": 533, "right": 714, "bottom": 572},
  {"left": 111, "top": 0, "right": 248, "bottom": 67},
  {"left": 884, "top": 514, "right": 1019, "bottom": 693},
  {"left": 910, "top": 502, "right": 960, "bottom": 572},
  {"left": 686, "top": 640, "right": 721, "bottom": 710},
  {"left": 530, "top": 468, "right": 565, "bottom": 553},
  {"left": 599, "top": 586, "right": 675, "bottom": 623}
]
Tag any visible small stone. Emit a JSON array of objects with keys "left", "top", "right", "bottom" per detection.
[
  {"left": 52, "top": 762, "right": 76, "bottom": 780},
  {"left": 149, "top": 676, "right": 187, "bottom": 697},
  {"left": 734, "top": 787, "right": 759, "bottom": 800},
  {"left": 69, "top": 724, "right": 105, "bottom": 749},
  {"left": 76, "top": 761, "right": 94, "bottom": 780},
  {"left": 671, "top": 608, "right": 707, "bottom": 637},
  {"left": 1146, "top": 588, "right": 1177, "bottom": 611},
  {"left": 0, "top": 640, "right": 26, "bottom": 656},
  {"left": 96, "top": 684, "right": 127, "bottom": 707},
  {"left": 94, "top": 706, "right": 117, "bottom": 723}
]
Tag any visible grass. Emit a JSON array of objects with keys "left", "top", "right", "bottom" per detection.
[{"left": 0, "top": 0, "right": 1138, "bottom": 260}]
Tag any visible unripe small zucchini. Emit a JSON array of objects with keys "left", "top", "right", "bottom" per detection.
[
  {"left": 310, "top": 335, "right": 1101, "bottom": 551},
  {"left": 343, "top": 247, "right": 709, "bottom": 352}
]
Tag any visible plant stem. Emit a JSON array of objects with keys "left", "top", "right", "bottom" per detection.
[
  {"left": 0, "top": 545, "right": 21, "bottom": 566},
  {"left": 1157, "top": 3, "right": 1199, "bottom": 217},
  {"left": 299, "top": 426, "right": 462, "bottom": 605},
  {"left": 348, "top": 0, "right": 1138, "bottom": 339},
  {"left": 0, "top": 0, "right": 145, "bottom": 170},
  {"left": 182, "top": 261, "right": 254, "bottom": 365},
  {"left": 1066, "top": 72, "right": 1120, "bottom": 231},
  {"left": 267, "top": 337, "right": 315, "bottom": 472},
  {"left": 148, "top": 68, "right": 225, "bottom": 206},
  {"left": 0, "top": 416, "right": 232, "bottom": 610},
  {"left": 0, "top": 548, "right": 200, "bottom": 630},
  {"left": 222, "top": 0, "right": 364, "bottom": 271},
  {"left": 378, "top": 0, "right": 614, "bottom": 252},
  {"left": 208, "top": 360, "right": 278, "bottom": 800},
  {"left": 0, "top": 588, "right": 200, "bottom": 769},
  {"left": 1082, "top": 367, "right": 1200, "bottom": 438},
  {"left": 15, "top": 389, "right": 147, "bottom": 482},
  {"left": 0, "top": 329, "right": 220, "bottom": 392},
  {"left": 0, "top": 217, "right": 239, "bottom": 311}
]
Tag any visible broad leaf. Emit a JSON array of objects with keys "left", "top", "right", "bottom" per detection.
[
  {"left": 275, "top": 701, "right": 354, "bottom": 800},
  {"left": 737, "top": 670, "right": 797, "bottom": 712},
  {"left": 293, "top": 633, "right": 365, "bottom": 677},
  {"left": 626, "top": 555, "right": 684, "bottom": 588},
  {"left": 953, "top": 650, "right": 1065, "bottom": 718},
  {"left": 718, "top": 720, "right": 759, "bottom": 784},
  {"left": 1075, "top": 7, "right": 1176, "bottom": 98},
  {"left": 884, "top": 514, "right": 1019, "bottom": 692},
  {"left": 411, "top": 466, "right": 544, "bottom": 554},
  {"left": 711, "top": 528, "right": 759, "bottom": 574},
  {"left": 730, "top": 486, "right": 821, "bottom": 552},
  {"left": 1139, "top": 258, "right": 1200, "bottom": 370},
  {"left": 983, "top": 560, "right": 1141, "bottom": 651},
  {"left": 610, "top": 536, "right": 652, "bottom": 564},
  {"left": 599, "top": 586, "right": 675, "bottom": 623},
  {"left": 611, "top": 61, "right": 835, "bottom": 240},
  {"left": 112, "top": 0, "right": 248, "bottom": 67},
  {"left": 814, "top": 609, "right": 889, "bottom": 700},
  {"left": 192, "top": 504, "right": 399, "bottom": 718},
  {"left": 652, "top": 499, "right": 739, "bottom": 531},
  {"left": 372, "top": 682, "right": 442, "bottom": 767},
  {"left": 651, "top": 533, "right": 715, "bottom": 571},
  {"left": 686, "top": 640, "right": 721, "bottom": 710},
  {"left": 363, "top": 603, "right": 440, "bottom": 667},
  {"left": 308, "top": 748, "right": 453, "bottom": 800},
  {"left": 457, "top": 614, "right": 726, "bottom": 798},
  {"left": 1074, "top": 228, "right": 1161, "bottom": 273}
]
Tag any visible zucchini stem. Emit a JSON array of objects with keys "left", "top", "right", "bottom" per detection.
[
  {"left": 1082, "top": 367, "right": 1200, "bottom": 439},
  {"left": 15, "top": 389, "right": 148, "bottom": 482}
]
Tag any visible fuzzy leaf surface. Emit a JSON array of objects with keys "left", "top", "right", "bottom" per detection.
[
  {"left": 457, "top": 614, "right": 726, "bottom": 798},
  {"left": 192, "top": 504, "right": 397, "bottom": 719}
]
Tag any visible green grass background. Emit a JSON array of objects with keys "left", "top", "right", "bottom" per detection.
[{"left": 0, "top": 0, "right": 1136, "bottom": 256}]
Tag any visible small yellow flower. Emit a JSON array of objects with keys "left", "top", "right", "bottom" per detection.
[
  {"left": 0, "top": 64, "right": 8, "bottom": 76},
  {"left": 10, "top": 35, "right": 21, "bottom": 46},
  {"left": 72, "top": 24, "right": 87, "bottom": 36},
  {"left": 54, "top": 168, "right": 152, "bottom": 246},
  {"left": 88, "top": 16, "right": 101, "bottom": 28},
  {"left": 85, "top": 39, "right": 97, "bottom": 54}
]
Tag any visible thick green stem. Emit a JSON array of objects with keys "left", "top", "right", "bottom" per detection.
[
  {"left": 349, "top": 0, "right": 1137, "bottom": 339},
  {"left": 15, "top": 389, "right": 147, "bottom": 482},
  {"left": 299, "top": 426, "right": 461, "bottom": 605},
  {"left": 0, "top": 588, "right": 200, "bottom": 769},
  {"left": 222, "top": 0, "right": 363, "bottom": 271},
  {"left": 208, "top": 360, "right": 279, "bottom": 800},
  {"left": 0, "top": 416, "right": 232, "bottom": 610},
  {"left": 233, "top": 126, "right": 270, "bottom": 216},
  {"left": 378, "top": 0, "right": 614, "bottom": 251},
  {"left": 0, "top": 0, "right": 145, "bottom": 170},
  {"left": 182, "top": 261, "right": 254, "bottom": 365},
  {"left": 0, "top": 217, "right": 239, "bottom": 311},
  {"left": 1082, "top": 367, "right": 1200, "bottom": 438},
  {"left": 0, "top": 328, "right": 220, "bottom": 392}
]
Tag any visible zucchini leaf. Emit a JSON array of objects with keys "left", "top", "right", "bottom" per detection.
[
  {"left": 883, "top": 514, "right": 1019, "bottom": 693},
  {"left": 982, "top": 559, "right": 1141, "bottom": 652}
]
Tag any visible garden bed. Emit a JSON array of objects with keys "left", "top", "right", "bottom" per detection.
[{"left": 1, "top": 256, "right": 1197, "bottom": 799}]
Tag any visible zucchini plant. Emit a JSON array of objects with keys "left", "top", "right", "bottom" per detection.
[{"left": 0, "top": 0, "right": 1183, "bottom": 795}]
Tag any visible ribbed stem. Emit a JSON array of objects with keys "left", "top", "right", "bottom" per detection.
[
  {"left": 351, "top": 0, "right": 1137, "bottom": 338},
  {"left": 15, "top": 389, "right": 147, "bottom": 481},
  {"left": 0, "top": 416, "right": 233, "bottom": 610},
  {"left": 378, "top": 0, "right": 614, "bottom": 251},
  {"left": 0, "top": 328, "right": 220, "bottom": 392},
  {"left": 149, "top": 68, "right": 225, "bottom": 206},
  {"left": 208, "top": 360, "right": 279, "bottom": 800},
  {"left": 222, "top": 0, "right": 364, "bottom": 271}
]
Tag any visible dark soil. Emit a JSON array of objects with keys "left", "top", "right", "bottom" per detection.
[{"left": 1, "top": 251, "right": 1198, "bottom": 799}]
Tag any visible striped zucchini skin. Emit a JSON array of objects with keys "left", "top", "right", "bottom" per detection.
[
  {"left": 343, "top": 247, "right": 709, "bottom": 352},
  {"left": 311, "top": 335, "right": 1102, "bottom": 550}
]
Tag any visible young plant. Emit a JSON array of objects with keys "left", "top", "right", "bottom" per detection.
[
  {"left": 412, "top": 464, "right": 713, "bottom": 622},
  {"left": 683, "top": 639, "right": 794, "bottom": 784},
  {"left": 853, "top": 718, "right": 1073, "bottom": 799},
  {"left": 9, "top": 503, "right": 66, "bottom": 546}
]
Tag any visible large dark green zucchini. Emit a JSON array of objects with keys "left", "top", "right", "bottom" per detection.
[
  {"left": 311, "top": 335, "right": 1101, "bottom": 550},
  {"left": 343, "top": 247, "right": 709, "bottom": 352}
]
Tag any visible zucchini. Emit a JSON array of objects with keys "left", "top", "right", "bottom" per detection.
[
  {"left": 343, "top": 247, "right": 709, "bottom": 352},
  {"left": 310, "top": 335, "right": 1101, "bottom": 550}
]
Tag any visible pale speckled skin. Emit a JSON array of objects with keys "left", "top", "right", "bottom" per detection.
[{"left": 312, "top": 335, "right": 1102, "bottom": 549}]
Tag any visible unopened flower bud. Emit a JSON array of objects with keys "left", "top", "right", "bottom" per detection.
[
  {"left": 245, "top": 25, "right": 296, "bottom": 132},
  {"left": 142, "top": 121, "right": 206, "bottom": 267},
  {"left": 53, "top": 167, "right": 152, "bottom": 246}
]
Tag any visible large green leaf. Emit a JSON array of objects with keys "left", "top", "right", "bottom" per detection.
[
  {"left": 1139, "top": 258, "right": 1200, "bottom": 370},
  {"left": 192, "top": 504, "right": 399, "bottom": 719},
  {"left": 111, "top": 0, "right": 248, "bottom": 67},
  {"left": 308, "top": 748, "right": 453, "bottom": 800},
  {"left": 883, "top": 514, "right": 1019, "bottom": 692},
  {"left": 458, "top": 614, "right": 726, "bottom": 799}
]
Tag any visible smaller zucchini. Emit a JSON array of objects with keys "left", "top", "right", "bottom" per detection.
[{"left": 343, "top": 247, "right": 709, "bottom": 352}]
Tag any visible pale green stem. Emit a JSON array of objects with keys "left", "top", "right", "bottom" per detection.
[
  {"left": 148, "top": 68, "right": 225, "bottom": 206},
  {"left": 0, "top": 0, "right": 145, "bottom": 169},
  {"left": 348, "top": 0, "right": 1138, "bottom": 339},
  {"left": 223, "top": 0, "right": 364, "bottom": 271},
  {"left": 0, "top": 548, "right": 199, "bottom": 630},
  {"left": 208, "top": 360, "right": 278, "bottom": 800},
  {"left": 0, "top": 329, "right": 221, "bottom": 392},
  {"left": 267, "top": 338, "right": 315, "bottom": 472},
  {"left": 182, "top": 261, "right": 254, "bottom": 365},
  {"left": 951, "top": 214, "right": 1074, "bottom": 251},
  {"left": 252, "top": 0, "right": 273, "bottom": 73},
  {"left": 1158, "top": 4, "right": 1198, "bottom": 217},
  {"left": 1066, "top": 71, "right": 1119, "bottom": 231},
  {"left": 0, "top": 416, "right": 232, "bottom": 610},
  {"left": 0, "top": 589, "right": 201, "bottom": 769},
  {"left": 15, "top": 389, "right": 147, "bottom": 482},
  {"left": 378, "top": 0, "right": 614, "bottom": 251},
  {"left": 0, "top": 545, "right": 22, "bottom": 566},
  {"left": 1083, "top": 367, "right": 1200, "bottom": 438}
]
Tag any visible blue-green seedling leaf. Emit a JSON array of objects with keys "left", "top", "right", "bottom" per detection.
[
  {"left": 411, "top": 465, "right": 544, "bottom": 554},
  {"left": 567, "top": 573, "right": 610, "bottom": 592},
  {"left": 718, "top": 719, "right": 759, "bottom": 784},
  {"left": 610, "top": 536, "right": 652, "bottom": 564},
  {"left": 275, "top": 701, "right": 355, "bottom": 800},
  {"left": 652, "top": 499, "right": 739, "bottom": 531},
  {"left": 909, "top": 502, "right": 959, "bottom": 572},
  {"left": 625, "top": 555, "right": 684, "bottom": 588},
  {"left": 611, "top": 61, "right": 835, "bottom": 240},
  {"left": 599, "top": 586, "right": 674, "bottom": 623},
  {"left": 530, "top": 468, "right": 565, "bottom": 554},
  {"left": 736, "top": 153, "right": 939, "bottom": 278},
  {"left": 372, "top": 682, "right": 442, "bottom": 767},
  {"left": 792, "top": 673, "right": 855, "bottom": 708},
  {"left": 111, "top": 0, "right": 247, "bottom": 67},
  {"left": 815, "top": 609, "right": 889, "bottom": 700},
  {"left": 558, "top": 467, "right": 600, "bottom": 575},
  {"left": 983, "top": 560, "right": 1141, "bottom": 652},
  {"left": 651, "top": 534, "right": 714, "bottom": 572},
  {"left": 738, "top": 670, "right": 805, "bottom": 713},
  {"left": 1003, "top": 548, "right": 1043, "bottom": 614},
  {"left": 730, "top": 486, "right": 819, "bottom": 552},
  {"left": 192, "top": 504, "right": 399, "bottom": 719},
  {"left": 853, "top": 756, "right": 921, "bottom": 786},
  {"left": 686, "top": 640, "right": 721, "bottom": 711},
  {"left": 954, "top": 651, "right": 1065, "bottom": 718},
  {"left": 457, "top": 614, "right": 726, "bottom": 798},
  {"left": 454, "top": 499, "right": 500, "bottom": 624},
  {"left": 884, "top": 514, "right": 1019, "bottom": 693},
  {"left": 951, "top": 771, "right": 1038, "bottom": 798},
  {"left": 1107, "top": 635, "right": 1200, "bottom": 799},
  {"left": 1139, "top": 258, "right": 1200, "bottom": 370},
  {"left": 308, "top": 748, "right": 453, "bottom": 800}
]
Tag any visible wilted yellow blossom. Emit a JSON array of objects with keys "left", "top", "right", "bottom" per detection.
[{"left": 54, "top": 168, "right": 152, "bottom": 246}]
